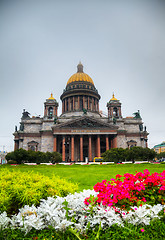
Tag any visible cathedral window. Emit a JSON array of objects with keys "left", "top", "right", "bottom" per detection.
[
  {"left": 28, "top": 141, "right": 38, "bottom": 151},
  {"left": 30, "top": 146, "right": 36, "bottom": 151},
  {"left": 71, "top": 100, "right": 73, "bottom": 111},
  {"left": 113, "top": 107, "right": 118, "bottom": 117},
  {"left": 48, "top": 107, "right": 53, "bottom": 118},
  {"left": 80, "top": 97, "right": 83, "bottom": 110}
]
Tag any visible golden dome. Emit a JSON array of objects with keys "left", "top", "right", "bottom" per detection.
[
  {"left": 66, "top": 62, "right": 94, "bottom": 85},
  {"left": 48, "top": 93, "right": 55, "bottom": 100},
  {"left": 110, "top": 93, "right": 118, "bottom": 101}
]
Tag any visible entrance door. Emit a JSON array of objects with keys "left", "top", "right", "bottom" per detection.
[{"left": 83, "top": 135, "right": 89, "bottom": 161}]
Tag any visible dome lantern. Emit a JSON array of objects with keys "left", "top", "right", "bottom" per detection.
[
  {"left": 77, "top": 62, "right": 83, "bottom": 73},
  {"left": 66, "top": 62, "right": 94, "bottom": 85}
]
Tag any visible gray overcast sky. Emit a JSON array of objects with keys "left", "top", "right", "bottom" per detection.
[{"left": 0, "top": 0, "right": 165, "bottom": 152}]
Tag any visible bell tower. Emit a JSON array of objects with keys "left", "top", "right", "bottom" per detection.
[
  {"left": 107, "top": 93, "right": 122, "bottom": 119},
  {"left": 44, "top": 93, "right": 58, "bottom": 119}
]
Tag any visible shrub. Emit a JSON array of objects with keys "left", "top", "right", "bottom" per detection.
[
  {"left": 7, "top": 160, "right": 17, "bottom": 164},
  {"left": 0, "top": 169, "right": 78, "bottom": 215},
  {"left": 5, "top": 148, "right": 29, "bottom": 164},
  {"left": 45, "top": 151, "right": 62, "bottom": 163},
  {"left": 5, "top": 149, "right": 62, "bottom": 164},
  {"left": 102, "top": 147, "right": 157, "bottom": 162},
  {"left": 102, "top": 148, "right": 128, "bottom": 163}
]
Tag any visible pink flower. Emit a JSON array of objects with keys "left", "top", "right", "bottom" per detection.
[
  {"left": 140, "top": 228, "right": 145, "bottom": 232},
  {"left": 84, "top": 170, "right": 165, "bottom": 209}
]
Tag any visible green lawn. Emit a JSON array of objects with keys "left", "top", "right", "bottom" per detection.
[{"left": 1, "top": 163, "right": 165, "bottom": 192}]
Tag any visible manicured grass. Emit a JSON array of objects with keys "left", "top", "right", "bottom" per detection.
[{"left": 1, "top": 163, "right": 165, "bottom": 192}]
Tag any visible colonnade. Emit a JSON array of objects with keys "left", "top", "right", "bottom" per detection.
[
  {"left": 53, "top": 134, "right": 117, "bottom": 162},
  {"left": 62, "top": 96, "right": 99, "bottom": 113}
]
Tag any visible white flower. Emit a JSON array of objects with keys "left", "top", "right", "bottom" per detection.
[
  {"left": 0, "top": 212, "right": 10, "bottom": 229},
  {"left": 0, "top": 189, "right": 164, "bottom": 234}
]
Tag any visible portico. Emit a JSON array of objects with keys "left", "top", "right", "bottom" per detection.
[{"left": 52, "top": 116, "right": 118, "bottom": 162}]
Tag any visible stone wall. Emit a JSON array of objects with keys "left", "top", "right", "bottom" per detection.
[
  {"left": 22, "top": 137, "right": 41, "bottom": 151},
  {"left": 41, "top": 135, "right": 54, "bottom": 152},
  {"left": 41, "top": 121, "right": 54, "bottom": 131},
  {"left": 24, "top": 123, "right": 42, "bottom": 133},
  {"left": 117, "top": 135, "right": 128, "bottom": 148}
]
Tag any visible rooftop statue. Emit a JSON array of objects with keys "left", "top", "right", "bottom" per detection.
[
  {"left": 113, "top": 117, "right": 117, "bottom": 124},
  {"left": 21, "top": 109, "right": 30, "bottom": 120},
  {"left": 54, "top": 117, "right": 57, "bottom": 124},
  {"left": 20, "top": 123, "right": 24, "bottom": 131},
  {"left": 83, "top": 108, "right": 87, "bottom": 114},
  {"left": 133, "top": 110, "right": 141, "bottom": 119},
  {"left": 139, "top": 124, "right": 143, "bottom": 131}
]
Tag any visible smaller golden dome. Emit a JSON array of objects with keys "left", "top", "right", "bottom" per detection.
[
  {"left": 48, "top": 93, "right": 55, "bottom": 100},
  {"left": 110, "top": 93, "right": 118, "bottom": 101},
  {"left": 67, "top": 62, "right": 94, "bottom": 85}
]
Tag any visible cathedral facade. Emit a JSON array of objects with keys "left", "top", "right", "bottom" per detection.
[{"left": 14, "top": 63, "right": 148, "bottom": 162}]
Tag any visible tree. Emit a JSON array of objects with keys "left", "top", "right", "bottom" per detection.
[
  {"left": 102, "top": 148, "right": 127, "bottom": 163},
  {"left": 102, "top": 147, "right": 157, "bottom": 163},
  {"left": 6, "top": 148, "right": 29, "bottom": 164},
  {"left": 142, "top": 148, "right": 156, "bottom": 161},
  {"left": 45, "top": 151, "right": 62, "bottom": 163},
  {"left": 126, "top": 147, "right": 143, "bottom": 162},
  {"left": 157, "top": 151, "right": 165, "bottom": 159}
]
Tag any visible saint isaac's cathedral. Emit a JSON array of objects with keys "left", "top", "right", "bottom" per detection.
[{"left": 14, "top": 63, "right": 148, "bottom": 162}]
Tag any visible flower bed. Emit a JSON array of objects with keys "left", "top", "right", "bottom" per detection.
[
  {"left": 85, "top": 169, "right": 165, "bottom": 209},
  {"left": 0, "top": 170, "right": 164, "bottom": 238},
  {"left": 0, "top": 190, "right": 165, "bottom": 234}
]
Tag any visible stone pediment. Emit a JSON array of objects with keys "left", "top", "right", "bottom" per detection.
[{"left": 53, "top": 116, "right": 118, "bottom": 130}]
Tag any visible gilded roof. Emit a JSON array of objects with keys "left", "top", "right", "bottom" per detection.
[
  {"left": 48, "top": 93, "right": 55, "bottom": 100},
  {"left": 110, "top": 93, "right": 118, "bottom": 101},
  {"left": 67, "top": 72, "right": 94, "bottom": 85},
  {"left": 66, "top": 62, "right": 94, "bottom": 86}
]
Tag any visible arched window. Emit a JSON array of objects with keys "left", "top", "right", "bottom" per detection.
[
  {"left": 113, "top": 107, "right": 118, "bottom": 117},
  {"left": 30, "top": 146, "right": 36, "bottom": 151},
  {"left": 48, "top": 107, "right": 53, "bottom": 118},
  {"left": 28, "top": 141, "right": 38, "bottom": 151}
]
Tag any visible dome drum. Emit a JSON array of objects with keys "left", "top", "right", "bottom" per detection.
[
  {"left": 61, "top": 97, "right": 100, "bottom": 114},
  {"left": 60, "top": 86, "right": 100, "bottom": 101}
]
